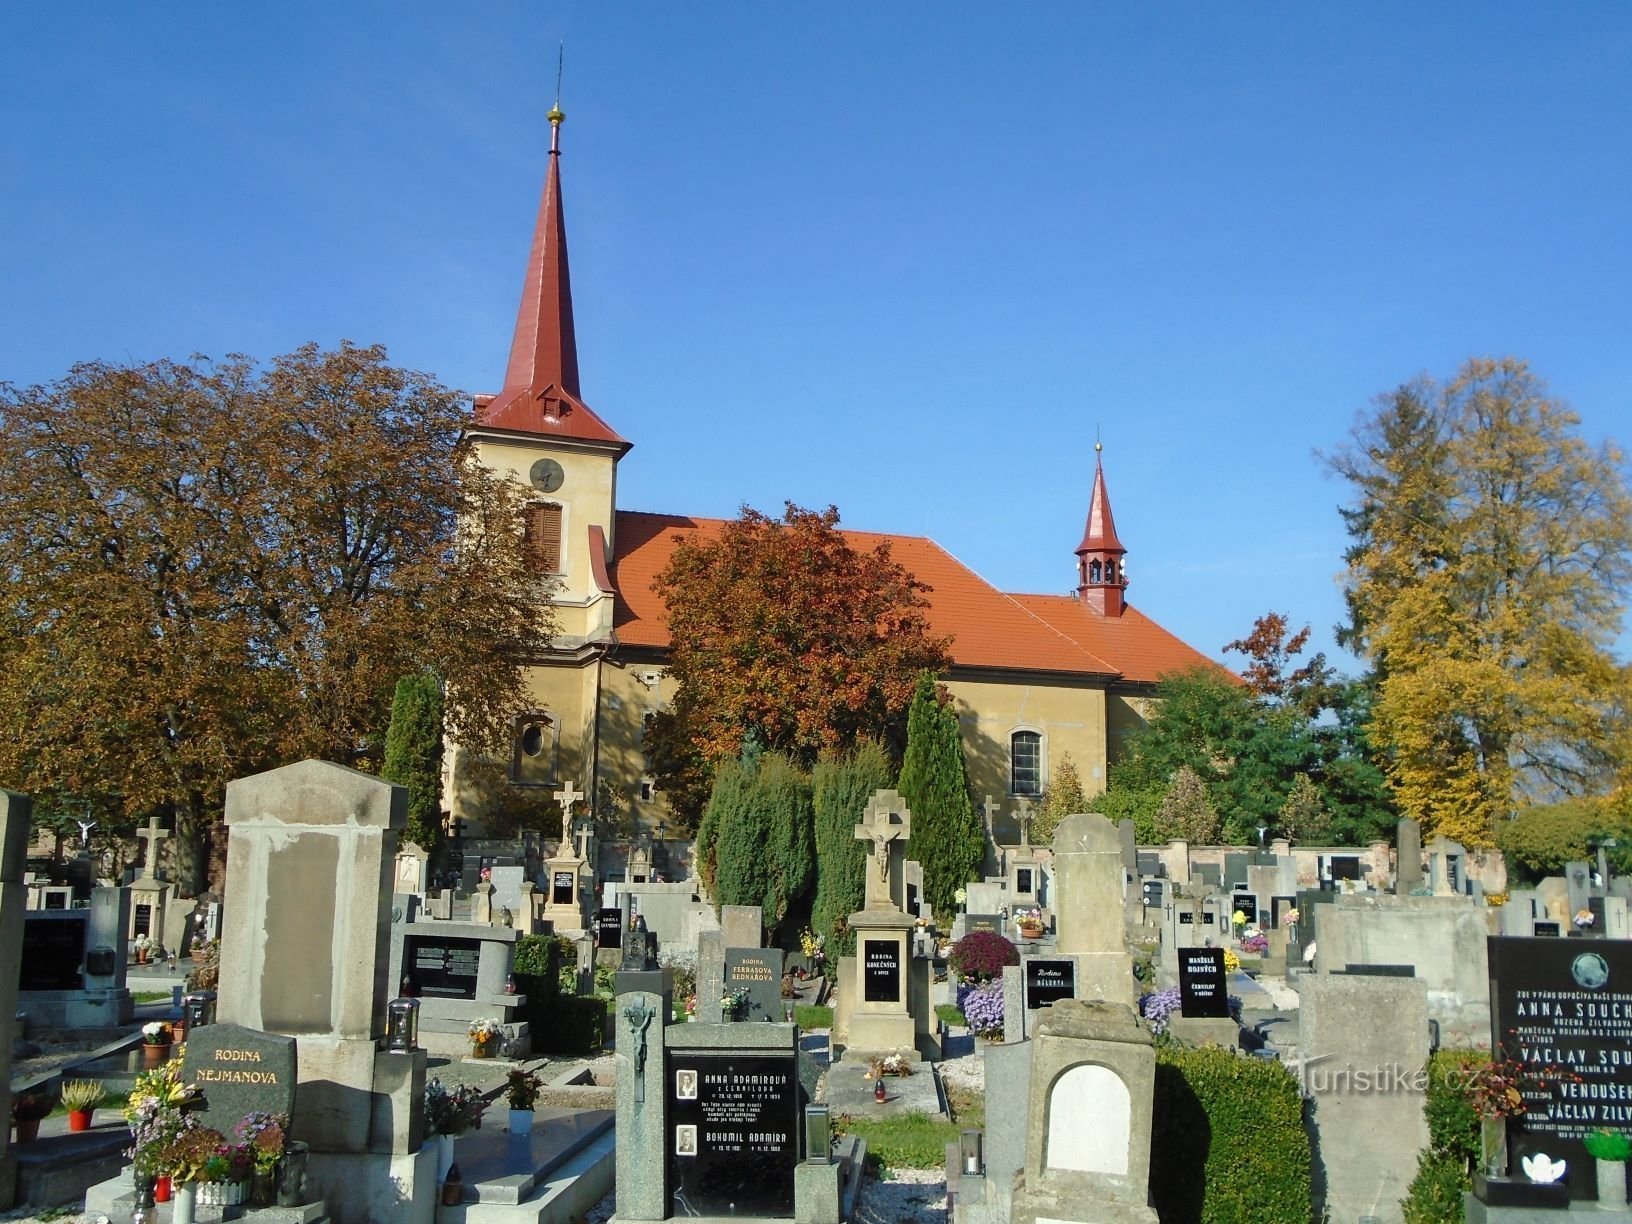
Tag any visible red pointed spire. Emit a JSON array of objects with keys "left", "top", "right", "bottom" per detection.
[
  {"left": 1076, "top": 444, "right": 1128, "bottom": 615},
  {"left": 478, "top": 106, "right": 629, "bottom": 451}
]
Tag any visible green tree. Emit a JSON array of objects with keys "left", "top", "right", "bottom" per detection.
[
  {"left": 1088, "top": 778, "right": 1166, "bottom": 845},
  {"left": 812, "top": 741, "right": 893, "bottom": 958},
  {"left": 0, "top": 345, "right": 553, "bottom": 892},
  {"left": 1153, "top": 765, "right": 1221, "bottom": 843},
  {"left": 1034, "top": 751, "right": 1086, "bottom": 846},
  {"left": 757, "top": 751, "right": 815, "bottom": 941},
  {"left": 1276, "top": 774, "right": 1325, "bottom": 844},
  {"left": 380, "top": 672, "right": 445, "bottom": 855},
  {"left": 896, "top": 673, "right": 983, "bottom": 917},
  {"left": 1328, "top": 358, "right": 1632, "bottom": 845}
]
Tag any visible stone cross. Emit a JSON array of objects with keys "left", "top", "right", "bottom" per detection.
[
  {"left": 1015, "top": 799, "right": 1034, "bottom": 848},
  {"left": 981, "top": 795, "right": 999, "bottom": 838},
  {"left": 574, "top": 820, "right": 593, "bottom": 861},
  {"left": 980, "top": 795, "right": 1001, "bottom": 876},
  {"left": 135, "top": 816, "right": 170, "bottom": 879},
  {"left": 554, "top": 780, "right": 583, "bottom": 844},
  {"left": 853, "top": 789, "right": 911, "bottom": 909}
]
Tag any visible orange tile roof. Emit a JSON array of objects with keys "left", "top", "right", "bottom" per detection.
[{"left": 611, "top": 511, "right": 1223, "bottom": 683}]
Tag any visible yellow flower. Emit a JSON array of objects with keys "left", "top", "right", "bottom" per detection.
[{"left": 1223, "top": 949, "right": 1241, "bottom": 973}]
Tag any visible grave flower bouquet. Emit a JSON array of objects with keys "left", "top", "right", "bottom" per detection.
[
  {"left": 1223, "top": 949, "right": 1241, "bottom": 973},
  {"left": 1282, "top": 908, "right": 1299, "bottom": 929},
  {"left": 467, "top": 1017, "right": 503, "bottom": 1042},
  {"left": 959, "top": 982, "right": 1005, "bottom": 1039},
  {"left": 1575, "top": 908, "right": 1596, "bottom": 929},
  {"left": 1231, "top": 909, "right": 1247, "bottom": 932},
  {"left": 721, "top": 986, "right": 751, "bottom": 1018},
  {"left": 948, "top": 930, "right": 1020, "bottom": 984},
  {"left": 134, "top": 934, "right": 158, "bottom": 957},
  {"left": 1240, "top": 929, "right": 1269, "bottom": 955},
  {"left": 234, "top": 1112, "right": 289, "bottom": 1174},
  {"left": 503, "top": 1068, "right": 544, "bottom": 1111},
  {"left": 866, "top": 1054, "right": 913, "bottom": 1080},
  {"left": 799, "top": 927, "right": 826, "bottom": 968},
  {"left": 423, "top": 1078, "right": 487, "bottom": 1136}
]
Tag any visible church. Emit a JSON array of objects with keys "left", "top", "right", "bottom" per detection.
[{"left": 448, "top": 108, "right": 1221, "bottom": 847}]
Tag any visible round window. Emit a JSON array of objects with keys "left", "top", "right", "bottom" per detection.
[{"left": 520, "top": 723, "right": 546, "bottom": 757}]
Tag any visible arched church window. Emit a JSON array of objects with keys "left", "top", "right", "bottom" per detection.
[{"left": 1010, "top": 730, "right": 1043, "bottom": 797}]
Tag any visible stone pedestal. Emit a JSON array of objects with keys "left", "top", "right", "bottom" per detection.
[
  {"left": 845, "top": 908, "right": 919, "bottom": 1060},
  {"left": 1051, "top": 814, "right": 1135, "bottom": 1009},
  {"left": 542, "top": 855, "right": 589, "bottom": 935},
  {"left": 1010, "top": 1001, "right": 1158, "bottom": 1224}
]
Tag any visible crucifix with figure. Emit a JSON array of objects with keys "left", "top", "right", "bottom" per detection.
[
  {"left": 554, "top": 780, "right": 583, "bottom": 848},
  {"left": 853, "top": 790, "right": 912, "bottom": 910}
]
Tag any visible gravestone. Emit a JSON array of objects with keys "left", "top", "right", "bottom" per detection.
[
  {"left": 724, "top": 947, "right": 785, "bottom": 1021},
  {"left": 217, "top": 758, "right": 429, "bottom": 1218},
  {"left": 964, "top": 914, "right": 1001, "bottom": 936},
  {"left": 1117, "top": 819, "right": 1137, "bottom": 870},
  {"left": 393, "top": 841, "right": 428, "bottom": 895},
  {"left": 1488, "top": 935, "right": 1632, "bottom": 1200},
  {"left": 182, "top": 1022, "right": 298, "bottom": 1132},
  {"left": 1025, "top": 958, "right": 1076, "bottom": 1010},
  {"left": 1177, "top": 948, "right": 1229, "bottom": 1019},
  {"left": 596, "top": 907, "right": 624, "bottom": 949},
  {"left": 845, "top": 790, "right": 919, "bottom": 1059},
  {"left": 402, "top": 933, "right": 482, "bottom": 998},
  {"left": 21, "top": 913, "right": 87, "bottom": 990},
  {"left": 0, "top": 791, "right": 34, "bottom": 1209},
  {"left": 1052, "top": 814, "right": 1135, "bottom": 1008},
  {"left": 1009, "top": 1001, "right": 1158, "bottom": 1224},
  {"left": 664, "top": 1024, "right": 803, "bottom": 1219},
  {"left": 1428, "top": 837, "right": 1466, "bottom": 897},
  {"left": 1395, "top": 817, "right": 1423, "bottom": 893},
  {"left": 128, "top": 816, "right": 174, "bottom": 946},
  {"left": 721, "top": 905, "right": 763, "bottom": 950},
  {"left": 1565, "top": 860, "right": 1594, "bottom": 921},
  {"left": 1232, "top": 893, "right": 1258, "bottom": 927},
  {"left": 1192, "top": 862, "right": 1222, "bottom": 888},
  {"left": 1222, "top": 853, "right": 1249, "bottom": 888},
  {"left": 489, "top": 865, "right": 526, "bottom": 916},
  {"left": 1533, "top": 920, "right": 1562, "bottom": 937}
]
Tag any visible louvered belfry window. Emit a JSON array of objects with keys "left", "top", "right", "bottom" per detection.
[{"left": 523, "top": 502, "right": 563, "bottom": 573}]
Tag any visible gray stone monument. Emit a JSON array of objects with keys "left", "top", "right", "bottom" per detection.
[
  {"left": 1052, "top": 813, "right": 1135, "bottom": 1008},
  {"left": 845, "top": 790, "right": 918, "bottom": 1059},
  {"left": 218, "top": 759, "right": 432, "bottom": 1220},
  {"left": 1395, "top": 817, "right": 1423, "bottom": 894}
]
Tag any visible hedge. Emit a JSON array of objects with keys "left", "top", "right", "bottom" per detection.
[
  {"left": 1151, "top": 1046, "right": 1311, "bottom": 1224},
  {"left": 1402, "top": 1049, "right": 1488, "bottom": 1223},
  {"left": 512, "top": 933, "right": 606, "bottom": 1055}
]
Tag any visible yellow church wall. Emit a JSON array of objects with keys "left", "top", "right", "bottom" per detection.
[
  {"left": 1106, "top": 690, "right": 1156, "bottom": 766},
  {"left": 945, "top": 673, "right": 1109, "bottom": 841}
]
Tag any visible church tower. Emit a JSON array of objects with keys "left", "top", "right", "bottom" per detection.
[
  {"left": 464, "top": 103, "right": 629, "bottom": 799},
  {"left": 1075, "top": 443, "right": 1128, "bottom": 616}
]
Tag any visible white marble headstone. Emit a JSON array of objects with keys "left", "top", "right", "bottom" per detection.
[{"left": 1045, "top": 1063, "right": 1130, "bottom": 1176}]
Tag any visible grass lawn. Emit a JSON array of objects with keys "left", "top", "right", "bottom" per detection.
[
  {"left": 834, "top": 1109, "right": 958, "bottom": 1174},
  {"left": 794, "top": 1004, "right": 834, "bottom": 1030},
  {"left": 934, "top": 1003, "right": 965, "bottom": 1028},
  {"left": 132, "top": 990, "right": 174, "bottom": 1004}
]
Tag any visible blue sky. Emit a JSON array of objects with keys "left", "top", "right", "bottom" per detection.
[{"left": 4, "top": 4, "right": 1629, "bottom": 671}]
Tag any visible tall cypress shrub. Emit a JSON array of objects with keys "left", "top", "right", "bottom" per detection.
[
  {"left": 812, "top": 741, "right": 894, "bottom": 958},
  {"left": 381, "top": 672, "right": 444, "bottom": 853},
  {"left": 758, "top": 751, "right": 815, "bottom": 941},
  {"left": 896, "top": 672, "right": 983, "bottom": 918},
  {"left": 698, "top": 754, "right": 752, "bottom": 904}
]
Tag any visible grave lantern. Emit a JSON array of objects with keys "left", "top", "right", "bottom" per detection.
[
  {"left": 804, "top": 1105, "right": 831, "bottom": 1164},
  {"left": 959, "top": 1129, "right": 985, "bottom": 1176},
  {"left": 385, "top": 995, "right": 421, "bottom": 1052},
  {"left": 182, "top": 989, "right": 217, "bottom": 1029}
]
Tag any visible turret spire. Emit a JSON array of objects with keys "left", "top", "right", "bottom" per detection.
[{"left": 1075, "top": 442, "right": 1128, "bottom": 616}]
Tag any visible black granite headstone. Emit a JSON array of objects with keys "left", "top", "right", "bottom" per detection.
[
  {"left": 403, "top": 934, "right": 482, "bottom": 999},
  {"left": 1193, "top": 863, "right": 1222, "bottom": 888},
  {"left": 667, "top": 1050, "right": 800, "bottom": 1216},
  {"left": 1024, "top": 959, "right": 1075, "bottom": 1011},
  {"left": 65, "top": 857, "right": 94, "bottom": 900},
  {"left": 862, "top": 939, "right": 902, "bottom": 1003},
  {"left": 1014, "top": 867, "right": 1035, "bottom": 895},
  {"left": 1179, "top": 912, "right": 1195, "bottom": 925},
  {"left": 20, "top": 914, "right": 86, "bottom": 990},
  {"left": 1234, "top": 895, "right": 1259, "bottom": 926},
  {"left": 1329, "top": 856, "right": 1362, "bottom": 882},
  {"left": 182, "top": 1023, "right": 298, "bottom": 1131},
  {"left": 724, "top": 948, "right": 785, "bottom": 1021},
  {"left": 1488, "top": 935, "right": 1632, "bottom": 1198},
  {"left": 1223, "top": 853, "right": 1249, "bottom": 887},
  {"left": 1178, "top": 947, "right": 1230, "bottom": 1019},
  {"left": 551, "top": 870, "right": 575, "bottom": 905},
  {"left": 596, "top": 908, "right": 623, "bottom": 949},
  {"left": 1136, "top": 852, "right": 1162, "bottom": 878},
  {"left": 43, "top": 891, "right": 68, "bottom": 911},
  {"left": 1141, "top": 879, "right": 1164, "bottom": 907},
  {"left": 905, "top": 883, "right": 920, "bottom": 917},
  {"left": 133, "top": 902, "right": 153, "bottom": 938},
  {"left": 1340, "top": 964, "right": 1415, "bottom": 977}
]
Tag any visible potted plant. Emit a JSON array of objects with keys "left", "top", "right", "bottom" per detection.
[
  {"left": 1468, "top": 1057, "right": 1537, "bottom": 1177},
  {"left": 235, "top": 1111, "right": 289, "bottom": 1206},
  {"left": 162, "top": 1123, "right": 235, "bottom": 1223},
  {"left": 424, "top": 1078, "right": 487, "bottom": 1184},
  {"left": 124, "top": 1060, "right": 203, "bottom": 1203},
  {"left": 141, "top": 1020, "right": 174, "bottom": 1067},
  {"left": 467, "top": 1017, "right": 502, "bottom": 1057},
  {"left": 1585, "top": 1128, "right": 1631, "bottom": 1207},
  {"left": 11, "top": 1089, "right": 54, "bottom": 1144},
  {"left": 133, "top": 934, "right": 158, "bottom": 965},
  {"left": 62, "top": 1079, "right": 107, "bottom": 1131},
  {"left": 504, "top": 1068, "right": 544, "bottom": 1136},
  {"left": 1015, "top": 907, "right": 1045, "bottom": 940}
]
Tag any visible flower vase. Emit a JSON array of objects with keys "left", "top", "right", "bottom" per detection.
[
  {"left": 67, "top": 1109, "right": 92, "bottom": 1131},
  {"left": 471, "top": 1036, "right": 496, "bottom": 1059},
  {"left": 509, "top": 1108, "right": 534, "bottom": 1136},
  {"left": 436, "top": 1133, "right": 456, "bottom": 1183},
  {"left": 277, "top": 1141, "right": 310, "bottom": 1207},
  {"left": 173, "top": 1182, "right": 197, "bottom": 1224},
  {"left": 1481, "top": 1117, "right": 1509, "bottom": 1178},
  {"left": 251, "top": 1166, "right": 279, "bottom": 1207},
  {"left": 1598, "top": 1158, "right": 1628, "bottom": 1209}
]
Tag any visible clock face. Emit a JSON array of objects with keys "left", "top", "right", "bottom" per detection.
[{"left": 528, "top": 458, "right": 565, "bottom": 493}]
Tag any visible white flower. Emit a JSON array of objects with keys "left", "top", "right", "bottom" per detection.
[{"left": 142, "top": 1021, "right": 167, "bottom": 1039}]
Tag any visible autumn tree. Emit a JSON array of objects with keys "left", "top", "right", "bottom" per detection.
[
  {"left": 0, "top": 344, "right": 554, "bottom": 891},
  {"left": 1224, "top": 612, "right": 1339, "bottom": 717},
  {"left": 1327, "top": 358, "right": 1632, "bottom": 845},
  {"left": 650, "top": 503, "right": 951, "bottom": 829},
  {"left": 897, "top": 672, "right": 983, "bottom": 917},
  {"left": 381, "top": 672, "right": 445, "bottom": 855},
  {"left": 812, "top": 741, "right": 893, "bottom": 959},
  {"left": 1277, "top": 774, "right": 1326, "bottom": 844},
  {"left": 1034, "top": 751, "right": 1086, "bottom": 846}
]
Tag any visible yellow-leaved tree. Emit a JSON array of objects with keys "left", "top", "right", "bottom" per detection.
[{"left": 1327, "top": 357, "right": 1632, "bottom": 846}]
